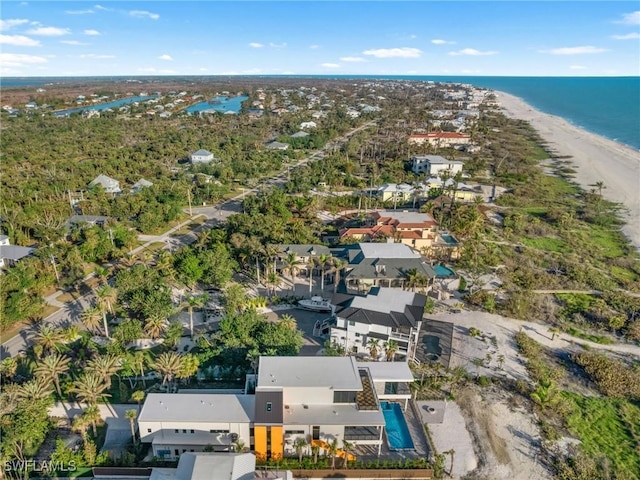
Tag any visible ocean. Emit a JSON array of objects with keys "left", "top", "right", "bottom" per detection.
[{"left": 2, "top": 75, "right": 639, "bottom": 150}]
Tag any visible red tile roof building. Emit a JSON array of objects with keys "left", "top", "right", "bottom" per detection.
[{"left": 408, "top": 132, "right": 471, "bottom": 147}]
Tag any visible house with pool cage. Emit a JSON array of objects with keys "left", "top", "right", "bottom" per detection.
[{"left": 138, "top": 356, "right": 416, "bottom": 461}]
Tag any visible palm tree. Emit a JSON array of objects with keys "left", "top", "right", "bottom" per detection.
[
  {"left": 70, "top": 372, "right": 110, "bottom": 406},
  {"left": 307, "top": 257, "right": 316, "bottom": 294},
  {"left": 328, "top": 438, "right": 339, "bottom": 469},
  {"left": 94, "top": 266, "right": 109, "bottom": 286},
  {"left": 144, "top": 315, "right": 166, "bottom": 339},
  {"left": 367, "top": 338, "right": 380, "bottom": 360},
  {"left": 279, "top": 313, "right": 297, "bottom": 330},
  {"left": 72, "top": 415, "right": 89, "bottom": 444},
  {"left": 311, "top": 442, "right": 320, "bottom": 465},
  {"left": 0, "top": 358, "right": 17, "bottom": 383},
  {"left": 82, "top": 404, "right": 101, "bottom": 436},
  {"left": 125, "top": 409, "right": 138, "bottom": 443},
  {"left": 153, "top": 352, "right": 183, "bottom": 387},
  {"left": 330, "top": 258, "right": 348, "bottom": 293},
  {"left": 282, "top": 252, "right": 303, "bottom": 294},
  {"left": 87, "top": 354, "right": 121, "bottom": 390},
  {"left": 293, "top": 438, "right": 307, "bottom": 464},
  {"left": 34, "top": 324, "right": 63, "bottom": 355},
  {"left": 17, "top": 378, "right": 53, "bottom": 402},
  {"left": 341, "top": 439, "right": 354, "bottom": 469},
  {"left": 184, "top": 293, "right": 209, "bottom": 338},
  {"left": 34, "top": 352, "right": 71, "bottom": 397},
  {"left": 81, "top": 305, "right": 103, "bottom": 335},
  {"left": 195, "top": 230, "right": 211, "bottom": 251},
  {"left": 130, "top": 350, "right": 148, "bottom": 386},
  {"left": 316, "top": 254, "right": 332, "bottom": 293},
  {"left": 95, "top": 285, "right": 117, "bottom": 338},
  {"left": 232, "top": 438, "right": 249, "bottom": 453},
  {"left": 383, "top": 339, "right": 399, "bottom": 362},
  {"left": 131, "top": 390, "right": 145, "bottom": 411},
  {"left": 265, "top": 271, "right": 281, "bottom": 296}
]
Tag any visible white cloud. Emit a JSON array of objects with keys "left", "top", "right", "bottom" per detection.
[
  {"left": 616, "top": 11, "right": 640, "bottom": 25},
  {"left": 570, "top": 65, "right": 587, "bottom": 70},
  {"left": 158, "top": 54, "right": 173, "bottom": 61},
  {"left": 449, "top": 48, "right": 498, "bottom": 56},
  {"left": 129, "top": 10, "right": 160, "bottom": 20},
  {"left": 362, "top": 47, "right": 422, "bottom": 58},
  {"left": 432, "top": 39, "right": 455, "bottom": 45},
  {"left": 269, "top": 42, "right": 287, "bottom": 48},
  {"left": 0, "top": 19, "right": 29, "bottom": 31},
  {"left": 94, "top": 5, "right": 111, "bottom": 11},
  {"left": 84, "top": 29, "right": 100, "bottom": 36},
  {"left": 541, "top": 46, "right": 607, "bottom": 55},
  {"left": 0, "top": 34, "right": 40, "bottom": 46},
  {"left": 321, "top": 63, "right": 340, "bottom": 68},
  {"left": 79, "top": 53, "right": 115, "bottom": 59},
  {"left": 249, "top": 42, "right": 264, "bottom": 48},
  {"left": 611, "top": 32, "right": 640, "bottom": 40},
  {"left": 0, "top": 52, "right": 47, "bottom": 67},
  {"left": 309, "top": 44, "right": 320, "bottom": 49},
  {"left": 61, "top": 40, "right": 88, "bottom": 45},
  {"left": 340, "top": 56, "right": 366, "bottom": 62},
  {"left": 65, "top": 9, "right": 94, "bottom": 15},
  {"left": 28, "top": 26, "right": 71, "bottom": 36}
]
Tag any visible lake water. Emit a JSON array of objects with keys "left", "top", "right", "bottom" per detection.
[
  {"left": 185, "top": 95, "right": 249, "bottom": 114},
  {"left": 54, "top": 95, "right": 156, "bottom": 116}
]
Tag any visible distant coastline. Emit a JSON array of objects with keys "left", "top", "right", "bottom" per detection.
[
  {"left": 3, "top": 75, "right": 638, "bottom": 150},
  {"left": 495, "top": 90, "right": 640, "bottom": 248}
]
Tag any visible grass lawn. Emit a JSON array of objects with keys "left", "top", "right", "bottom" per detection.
[
  {"left": 588, "top": 226, "right": 629, "bottom": 259},
  {"left": 522, "top": 236, "right": 570, "bottom": 253},
  {"left": 563, "top": 393, "right": 640, "bottom": 478},
  {"left": 56, "top": 291, "right": 82, "bottom": 303},
  {"left": 610, "top": 265, "right": 638, "bottom": 284},
  {"left": 51, "top": 467, "right": 93, "bottom": 478}
]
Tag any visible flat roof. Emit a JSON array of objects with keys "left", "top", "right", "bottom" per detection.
[
  {"left": 357, "top": 361, "right": 414, "bottom": 383},
  {"left": 285, "top": 403, "right": 384, "bottom": 426},
  {"left": 152, "top": 431, "right": 230, "bottom": 446},
  {"left": 373, "top": 210, "right": 436, "bottom": 224},
  {"left": 358, "top": 243, "right": 419, "bottom": 259},
  {"left": 257, "top": 356, "right": 361, "bottom": 390},
  {"left": 139, "top": 393, "right": 254, "bottom": 423}
]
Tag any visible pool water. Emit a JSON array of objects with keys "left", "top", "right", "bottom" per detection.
[
  {"left": 434, "top": 265, "right": 455, "bottom": 278},
  {"left": 440, "top": 234, "right": 459, "bottom": 245},
  {"left": 380, "top": 402, "right": 415, "bottom": 450}
]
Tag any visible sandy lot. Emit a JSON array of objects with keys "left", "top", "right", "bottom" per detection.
[
  {"left": 494, "top": 91, "right": 640, "bottom": 248},
  {"left": 425, "top": 309, "right": 640, "bottom": 479}
]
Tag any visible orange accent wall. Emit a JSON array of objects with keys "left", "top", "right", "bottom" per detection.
[
  {"left": 254, "top": 426, "right": 267, "bottom": 459},
  {"left": 270, "top": 426, "right": 283, "bottom": 459}
]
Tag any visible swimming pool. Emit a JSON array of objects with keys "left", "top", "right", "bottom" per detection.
[
  {"left": 434, "top": 265, "right": 456, "bottom": 278},
  {"left": 380, "top": 401, "right": 415, "bottom": 450}
]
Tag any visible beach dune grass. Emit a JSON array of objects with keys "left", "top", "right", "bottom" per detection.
[
  {"left": 563, "top": 393, "right": 640, "bottom": 478},
  {"left": 522, "top": 236, "right": 569, "bottom": 253}
]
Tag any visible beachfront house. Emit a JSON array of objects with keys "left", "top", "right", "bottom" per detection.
[
  {"left": 408, "top": 132, "right": 471, "bottom": 148},
  {"left": 138, "top": 356, "right": 415, "bottom": 460},
  {"left": 339, "top": 210, "right": 439, "bottom": 251},
  {"left": 329, "top": 287, "right": 427, "bottom": 362},
  {"left": 411, "top": 155, "right": 464, "bottom": 176},
  {"left": 265, "top": 141, "right": 289, "bottom": 151},
  {"left": 131, "top": 178, "right": 154, "bottom": 193},
  {"left": 332, "top": 243, "right": 436, "bottom": 294}
]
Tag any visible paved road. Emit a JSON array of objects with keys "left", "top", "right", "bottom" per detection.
[{"left": 0, "top": 121, "right": 377, "bottom": 359}]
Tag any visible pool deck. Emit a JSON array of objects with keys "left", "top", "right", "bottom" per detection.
[{"left": 416, "top": 319, "right": 454, "bottom": 368}]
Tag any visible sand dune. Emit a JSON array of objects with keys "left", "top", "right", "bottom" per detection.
[{"left": 494, "top": 91, "right": 640, "bottom": 248}]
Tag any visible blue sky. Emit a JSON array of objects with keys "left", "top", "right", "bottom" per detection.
[{"left": 1, "top": 1, "right": 639, "bottom": 77}]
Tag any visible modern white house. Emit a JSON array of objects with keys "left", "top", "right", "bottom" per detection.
[
  {"left": 89, "top": 174, "right": 121, "bottom": 194},
  {"left": 132, "top": 178, "right": 154, "bottom": 193},
  {"left": 190, "top": 149, "right": 215, "bottom": 164},
  {"left": 149, "top": 453, "right": 257, "bottom": 480},
  {"left": 328, "top": 287, "right": 427, "bottom": 361},
  {"left": 138, "top": 356, "right": 415, "bottom": 461},
  {"left": 411, "top": 155, "right": 464, "bottom": 176}
]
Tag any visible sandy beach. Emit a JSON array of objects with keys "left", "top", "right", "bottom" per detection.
[{"left": 493, "top": 91, "right": 640, "bottom": 248}]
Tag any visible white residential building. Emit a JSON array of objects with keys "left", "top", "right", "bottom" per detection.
[
  {"left": 190, "top": 149, "right": 215, "bottom": 164},
  {"left": 89, "top": 174, "right": 121, "bottom": 194},
  {"left": 411, "top": 155, "right": 464, "bottom": 176}
]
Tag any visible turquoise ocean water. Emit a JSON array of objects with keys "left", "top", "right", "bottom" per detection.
[{"left": 3, "top": 76, "right": 639, "bottom": 149}]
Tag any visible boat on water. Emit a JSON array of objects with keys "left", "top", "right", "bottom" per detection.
[{"left": 297, "top": 296, "right": 333, "bottom": 312}]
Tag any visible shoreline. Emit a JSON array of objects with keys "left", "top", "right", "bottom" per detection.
[{"left": 493, "top": 91, "right": 640, "bottom": 248}]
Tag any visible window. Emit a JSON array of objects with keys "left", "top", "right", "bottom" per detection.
[
  {"left": 182, "top": 429, "right": 187, "bottom": 434},
  {"left": 147, "top": 428, "right": 152, "bottom": 433},
  {"left": 312, "top": 426, "right": 320, "bottom": 441},
  {"left": 349, "top": 320, "right": 355, "bottom": 326},
  {"left": 174, "top": 429, "right": 179, "bottom": 433},
  {"left": 266, "top": 402, "right": 272, "bottom": 412},
  {"left": 285, "top": 430, "right": 305, "bottom": 435},
  {"left": 210, "top": 429, "right": 230, "bottom": 434},
  {"left": 334, "top": 391, "right": 357, "bottom": 403},
  {"left": 174, "top": 449, "right": 179, "bottom": 456},
  {"left": 190, "top": 429, "right": 195, "bottom": 434}
]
